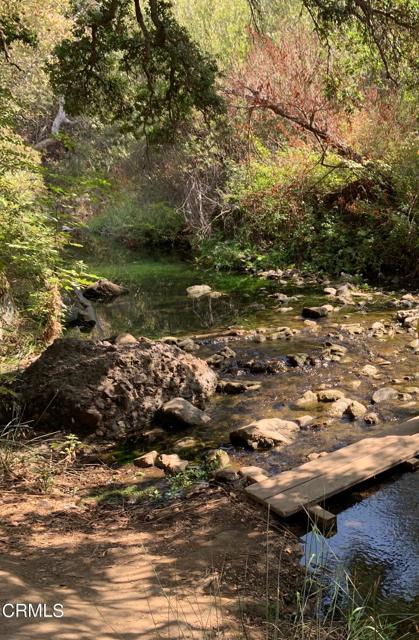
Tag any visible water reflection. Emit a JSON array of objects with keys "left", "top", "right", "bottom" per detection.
[{"left": 301, "top": 472, "right": 419, "bottom": 605}]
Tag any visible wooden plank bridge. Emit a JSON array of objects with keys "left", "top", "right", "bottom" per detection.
[{"left": 245, "top": 425, "right": 419, "bottom": 524}]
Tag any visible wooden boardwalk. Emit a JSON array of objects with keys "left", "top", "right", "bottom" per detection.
[{"left": 246, "top": 432, "right": 419, "bottom": 518}]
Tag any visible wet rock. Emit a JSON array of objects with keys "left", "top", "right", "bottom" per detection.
[
  {"left": 267, "top": 326, "right": 294, "bottom": 340},
  {"left": 160, "top": 398, "right": 211, "bottom": 427},
  {"left": 308, "top": 417, "right": 333, "bottom": 429},
  {"left": 371, "top": 387, "right": 399, "bottom": 404},
  {"left": 346, "top": 400, "right": 367, "bottom": 419},
  {"left": 302, "top": 306, "right": 330, "bottom": 319},
  {"left": 317, "top": 389, "right": 345, "bottom": 403},
  {"left": 408, "top": 339, "right": 419, "bottom": 351},
  {"left": 186, "top": 284, "right": 212, "bottom": 298},
  {"left": 83, "top": 278, "right": 128, "bottom": 300},
  {"left": 230, "top": 418, "right": 299, "bottom": 450},
  {"left": 295, "top": 390, "right": 318, "bottom": 409},
  {"left": 396, "top": 308, "right": 419, "bottom": 329},
  {"left": 347, "top": 380, "right": 362, "bottom": 390},
  {"left": 405, "top": 387, "right": 419, "bottom": 394},
  {"left": 287, "top": 353, "right": 312, "bottom": 368},
  {"left": 217, "top": 380, "right": 261, "bottom": 394},
  {"left": 303, "top": 319, "right": 319, "bottom": 331},
  {"left": 156, "top": 453, "right": 189, "bottom": 474},
  {"left": 114, "top": 333, "right": 138, "bottom": 345},
  {"left": 65, "top": 290, "right": 96, "bottom": 331},
  {"left": 364, "top": 412, "right": 380, "bottom": 425},
  {"left": 325, "top": 398, "right": 351, "bottom": 418},
  {"left": 295, "top": 415, "right": 314, "bottom": 429},
  {"left": 361, "top": 364, "right": 378, "bottom": 377},
  {"left": 342, "top": 323, "right": 364, "bottom": 335},
  {"left": 205, "top": 449, "right": 230, "bottom": 469},
  {"left": 370, "top": 321, "right": 387, "bottom": 337},
  {"left": 206, "top": 346, "right": 236, "bottom": 368},
  {"left": 16, "top": 338, "right": 217, "bottom": 438},
  {"left": 133, "top": 451, "right": 158, "bottom": 468},
  {"left": 239, "top": 358, "right": 286, "bottom": 375}
]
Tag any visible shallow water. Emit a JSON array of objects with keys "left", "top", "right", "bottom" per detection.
[
  {"left": 301, "top": 471, "right": 419, "bottom": 616},
  {"left": 78, "top": 236, "right": 419, "bottom": 610}
]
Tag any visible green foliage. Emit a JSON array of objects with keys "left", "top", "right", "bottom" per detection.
[
  {"left": 89, "top": 192, "right": 185, "bottom": 246},
  {"left": 201, "top": 142, "right": 419, "bottom": 281},
  {"left": 50, "top": 0, "right": 224, "bottom": 140},
  {"left": 93, "top": 483, "right": 161, "bottom": 505}
]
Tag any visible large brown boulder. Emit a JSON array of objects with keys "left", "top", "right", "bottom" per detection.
[{"left": 16, "top": 338, "right": 217, "bottom": 439}]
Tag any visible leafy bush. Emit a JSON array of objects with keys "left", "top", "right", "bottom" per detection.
[{"left": 89, "top": 192, "right": 185, "bottom": 247}]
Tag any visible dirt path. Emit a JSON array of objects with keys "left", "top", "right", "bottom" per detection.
[{"left": 0, "top": 478, "right": 301, "bottom": 640}]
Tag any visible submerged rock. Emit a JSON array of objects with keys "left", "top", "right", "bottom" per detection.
[
  {"left": 230, "top": 418, "right": 299, "bottom": 450},
  {"left": 371, "top": 387, "right": 399, "bottom": 404},
  {"left": 302, "top": 306, "right": 330, "bottom": 319},
  {"left": 295, "top": 390, "right": 318, "bottom": 409},
  {"left": 217, "top": 380, "right": 261, "bottom": 394},
  {"left": 16, "top": 337, "right": 217, "bottom": 438}
]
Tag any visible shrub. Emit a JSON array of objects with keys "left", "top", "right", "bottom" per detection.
[{"left": 89, "top": 192, "right": 185, "bottom": 248}]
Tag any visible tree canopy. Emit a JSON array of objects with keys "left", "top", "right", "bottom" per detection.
[{"left": 49, "top": 0, "right": 223, "bottom": 139}]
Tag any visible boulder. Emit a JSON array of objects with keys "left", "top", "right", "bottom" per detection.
[
  {"left": 160, "top": 398, "right": 211, "bottom": 427},
  {"left": 325, "top": 398, "right": 352, "bottom": 418},
  {"left": 156, "top": 454, "right": 189, "bottom": 474},
  {"left": 345, "top": 401, "right": 367, "bottom": 420},
  {"left": 186, "top": 284, "right": 212, "bottom": 298},
  {"left": 83, "top": 278, "right": 128, "bottom": 300},
  {"left": 133, "top": 451, "right": 158, "bottom": 468},
  {"left": 317, "top": 389, "right": 345, "bottom": 403},
  {"left": 371, "top": 387, "right": 399, "bottom": 404},
  {"left": 230, "top": 418, "right": 299, "bottom": 450},
  {"left": 16, "top": 338, "right": 217, "bottom": 438}
]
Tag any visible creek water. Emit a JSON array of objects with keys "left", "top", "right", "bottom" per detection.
[{"left": 77, "top": 237, "right": 419, "bottom": 618}]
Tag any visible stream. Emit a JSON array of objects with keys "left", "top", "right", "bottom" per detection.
[{"left": 75, "top": 237, "right": 419, "bottom": 619}]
